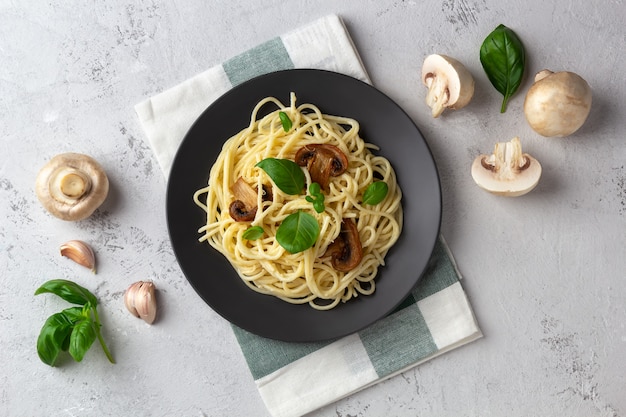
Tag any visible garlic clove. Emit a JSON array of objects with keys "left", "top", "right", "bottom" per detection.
[
  {"left": 60, "top": 240, "right": 96, "bottom": 273},
  {"left": 124, "top": 281, "right": 157, "bottom": 324},
  {"left": 124, "top": 282, "right": 141, "bottom": 318}
]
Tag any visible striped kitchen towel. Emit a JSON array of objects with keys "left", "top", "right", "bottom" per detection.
[{"left": 135, "top": 14, "right": 482, "bottom": 417}]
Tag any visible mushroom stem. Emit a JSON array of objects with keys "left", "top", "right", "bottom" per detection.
[
  {"left": 482, "top": 137, "right": 529, "bottom": 181},
  {"left": 424, "top": 75, "right": 449, "bottom": 118},
  {"left": 60, "top": 172, "right": 88, "bottom": 198},
  {"left": 49, "top": 167, "right": 92, "bottom": 205},
  {"left": 534, "top": 69, "right": 553, "bottom": 82},
  {"left": 471, "top": 137, "right": 541, "bottom": 197}
]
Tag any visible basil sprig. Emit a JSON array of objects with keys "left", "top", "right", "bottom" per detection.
[
  {"left": 256, "top": 158, "right": 305, "bottom": 195},
  {"left": 35, "top": 279, "right": 115, "bottom": 366},
  {"left": 479, "top": 24, "right": 525, "bottom": 113},
  {"left": 305, "top": 182, "right": 325, "bottom": 213},
  {"left": 276, "top": 211, "right": 320, "bottom": 254}
]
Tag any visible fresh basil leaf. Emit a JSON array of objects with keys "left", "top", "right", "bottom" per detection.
[
  {"left": 69, "top": 320, "right": 97, "bottom": 362},
  {"left": 278, "top": 111, "right": 292, "bottom": 132},
  {"left": 60, "top": 307, "right": 85, "bottom": 352},
  {"left": 37, "top": 312, "right": 75, "bottom": 366},
  {"left": 276, "top": 211, "right": 320, "bottom": 254},
  {"left": 362, "top": 181, "right": 389, "bottom": 205},
  {"left": 243, "top": 226, "right": 264, "bottom": 240},
  {"left": 479, "top": 24, "right": 525, "bottom": 113},
  {"left": 306, "top": 182, "right": 325, "bottom": 213},
  {"left": 256, "top": 158, "right": 305, "bottom": 195},
  {"left": 313, "top": 201, "right": 325, "bottom": 213},
  {"left": 309, "top": 182, "right": 321, "bottom": 195},
  {"left": 62, "top": 306, "right": 86, "bottom": 323},
  {"left": 35, "top": 279, "right": 98, "bottom": 307}
]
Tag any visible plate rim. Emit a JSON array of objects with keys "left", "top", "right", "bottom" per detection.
[{"left": 166, "top": 68, "right": 442, "bottom": 342}]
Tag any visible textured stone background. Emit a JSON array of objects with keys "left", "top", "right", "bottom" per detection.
[{"left": 1, "top": 1, "right": 624, "bottom": 416}]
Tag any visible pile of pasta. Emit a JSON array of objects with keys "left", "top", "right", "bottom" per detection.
[{"left": 194, "top": 94, "right": 403, "bottom": 310}]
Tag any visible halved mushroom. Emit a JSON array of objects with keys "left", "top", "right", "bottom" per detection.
[
  {"left": 524, "top": 69, "right": 592, "bottom": 137},
  {"left": 229, "top": 177, "right": 258, "bottom": 221},
  {"left": 471, "top": 137, "right": 541, "bottom": 197},
  {"left": 294, "top": 144, "right": 348, "bottom": 189},
  {"left": 35, "top": 153, "right": 109, "bottom": 221},
  {"left": 324, "top": 219, "right": 363, "bottom": 272},
  {"left": 421, "top": 54, "right": 475, "bottom": 118}
]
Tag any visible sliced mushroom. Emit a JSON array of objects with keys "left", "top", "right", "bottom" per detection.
[
  {"left": 524, "top": 69, "right": 592, "bottom": 137},
  {"left": 294, "top": 144, "right": 348, "bottom": 189},
  {"left": 324, "top": 219, "right": 363, "bottom": 272},
  {"left": 471, "top": 137, "right": 542, "bottom": 197},
  {"left": 421, "top": 54, "right": 475, "bottom": 118},
  {"left": 229, "top": 177, "right": 258, "bottom": 221},
  {"left": 35, "top": 153, "right": 109, "bottom": 221},
  {"left": 259, "top": 184, "right": 273, "bottom": 203}
]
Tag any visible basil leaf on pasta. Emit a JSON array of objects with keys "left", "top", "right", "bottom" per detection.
[
  {"left": 256, "top": 158, "right": 305, "bottom": 195},
  {"left": 276, "top": 211, "right": 320, "bottom": 254},
  {"left": 278, "top": 111, "right": 292, "bottom": 132},
  {"left": 362, "top": 181, "right": 388, "bottom": 205},
  {"left": 243, "top": 226, "right": 264, "bottom": 240}
]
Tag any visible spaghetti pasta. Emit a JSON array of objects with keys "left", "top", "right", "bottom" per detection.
[{"left": 193, "top": 94, "right": 403, "bottom": 310}]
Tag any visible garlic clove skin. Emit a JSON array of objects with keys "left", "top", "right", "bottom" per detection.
[
  {"left": 60, "top": 240, "right": 96, "bottom": 273},
  {"left": 124, "top": 281, "right": 157, "bottom": 324},
  {"left": 124, "top": 282, "right": 142, "bottom": 318}
]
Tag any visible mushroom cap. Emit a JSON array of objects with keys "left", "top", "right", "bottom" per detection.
[
  {"left": 35, "top": 153, "right": 109, "bottom": 221},
  {"left": 471, "top": 137, "right": 542, "bottom": 197},
  {"left": 421, "top": 54, "right": 475, "bottom": 111},
  {"left": 524, "top": 70, "right": 592, "bottom": 137}
]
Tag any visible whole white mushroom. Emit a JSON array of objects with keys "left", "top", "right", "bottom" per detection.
[
  {"left": 523, "top": 70, "right": 592, "bottom": 137},
  {"left": 35, "top": 153, "right": 109, "bottom": 221}
]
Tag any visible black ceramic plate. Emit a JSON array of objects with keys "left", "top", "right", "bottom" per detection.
[{"left": 166, "top": 69, "right": 441, "bottom": 342}]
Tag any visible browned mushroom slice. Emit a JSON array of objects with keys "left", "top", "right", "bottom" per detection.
[
  {"left": 294, "top": 144, "right": 348, "bottom": 190},
  {"left": 324, "top": 218, "right": 363, "bottom": 272},
  {"left": 229, "top": 177, "right": 258, "bottom": 221}
]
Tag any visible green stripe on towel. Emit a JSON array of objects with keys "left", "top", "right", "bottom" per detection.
[
  {"left": 411, "top": 238, "right": 461, "bottom": 302},
  {"left": 359, "top": 303, "right": 437, "bottom": 377},
  {"left": 223, "top": 37, "right": 294, "bottom": 87},
  {"left": 232, "top": 326, "right": 334, "bottom": 380}
]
